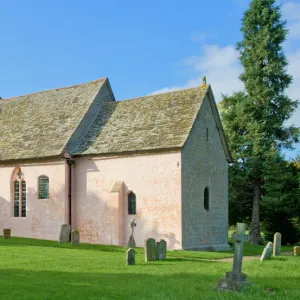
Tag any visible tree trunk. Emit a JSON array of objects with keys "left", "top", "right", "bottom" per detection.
[{"left": 248, "top": 179, "right": 265, "bottom": 245}]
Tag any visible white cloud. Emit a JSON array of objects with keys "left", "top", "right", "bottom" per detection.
[
  {"left": 286, "top": 49, "right": 300, "bottom": 127},
  {"left": 152, "top": 44, "right": 244, "bottom": 102},
  {"left": 283, "top": 2, "right": 300, "bottom": 40},
  {"left": 152, "top": 1, "right": 300, "bottom": 129}
]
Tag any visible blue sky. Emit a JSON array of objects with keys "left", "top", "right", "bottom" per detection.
[{"left": 1, "top": 0, "right": 299, "bottom": 158}]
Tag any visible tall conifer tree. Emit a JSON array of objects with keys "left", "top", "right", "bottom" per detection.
[{"left": 222, "top": 0, "right": 299, "bottom": 244}]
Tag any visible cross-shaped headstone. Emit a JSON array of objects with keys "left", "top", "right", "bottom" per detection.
[
  {"left": 216, "top": 222, "right": 250, "bottom": 291},
  {"left": 130, "top": 219, "right": 137, "bottom": 238},
  {"left": 232, "top": 223, "right": 248, "bottom": 274}
]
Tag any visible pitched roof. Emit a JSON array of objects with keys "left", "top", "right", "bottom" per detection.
[
  {"left": 72, "top": 85, "right": 209, "bottom": 156},
  {"left": 0, "top": 79, "right": 106, "bottom": 162}
]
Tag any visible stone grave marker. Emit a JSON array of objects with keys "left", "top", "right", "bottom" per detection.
[
  {"left": 216, "top": 223, "right": 249, "bottom": 291},
  {"left": 144, "top": 238, "right": 156, "bottom": 262},
  {"left": 294, "top": 246, "right": 300, "bottom": 256},
  {"left": 3, "top": 229, "right": 11, "bottom": 239},
  {"left": 156, "top": 239, "right": 167, "bottom": 260},
  {"left": 128, "top": 219, "right": 137, "bottom": 247},
  {"left": 126, "top": 248, "right": 136, "bottom": 265},
  {"left": 71, "top": 229, "right": 80, "bottom": 245},
  {"left": 260, "top": 242, "right": 273, "bottom": 261},
  {"left": 273, "top": 232, "right": 281, "bottom": 256},
  {"left": 59, "top": 224, "right": 71, "bottom": 243}
]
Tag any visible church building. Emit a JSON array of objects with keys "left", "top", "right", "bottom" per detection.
[{"left": 0, "top": 78, "right": 231, "bottom": 250}]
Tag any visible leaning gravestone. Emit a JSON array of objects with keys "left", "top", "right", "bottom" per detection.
[
  {"left": 126, "top": 248, "right": 136, "bottom": 265},
  {"left": 144, "top": 238, "right": 156, "bottom": 262},
  {"left": 156, "top": 239, "right": 167, "bottom": 260},
  {"left": 217, "top": 223, "right": 249, "bottom": 291},
  {"left": 3, "top": 229, "right": 11, "bottom": 239},
  {"left": 260, "top": 242, "right": 273, "bottom": 261},
  {"left": 273, "top": 232, "right": 281, "bottom": 256},
  {"left": 71, "top": 230, "right": 80, "bottom": 245},
  {"left": 59, "top": 224, "right": 71, "bottom": 243},
  {"left": 294, "top": 246, "right": 300, "bottom": 256}
]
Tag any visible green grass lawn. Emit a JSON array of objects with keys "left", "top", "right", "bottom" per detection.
[{"left": 0, "top": 237, "right": 299, "bottom": 299}]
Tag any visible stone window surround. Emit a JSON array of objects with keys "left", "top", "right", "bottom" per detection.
[{"left": 11, "top": 167, "right": 26, "bottom": 218}]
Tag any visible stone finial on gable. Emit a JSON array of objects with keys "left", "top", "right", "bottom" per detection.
[{"left": 202, "top": 76, "right": 207, "bottom": 85}]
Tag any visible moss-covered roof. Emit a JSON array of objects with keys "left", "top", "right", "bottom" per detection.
[
  {"left": 72, "top": 85, "right": 209, "bottom": 156},
  {"left": 0, "top": 79, "right": 106, "bottom": 161}
]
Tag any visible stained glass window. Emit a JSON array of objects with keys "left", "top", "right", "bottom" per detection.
[
  {"left": 21, "top": 181, "right": 26, "bottom": 217},
  {"left": 12, "top": 168, "right": 26, "bottom": 217},
  {"left": 14, "top": 180, "right": 20, "bottom": 217},
  {"left": 128, "top": 192, "right": 136, "bottom": 215},
  {"left": 38, "top": 176, "right": 49, "bottom": 199}
]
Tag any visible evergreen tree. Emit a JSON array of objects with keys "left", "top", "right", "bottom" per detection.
[{"left": 222, "top": 0, "right": 299, "bottom": 244}]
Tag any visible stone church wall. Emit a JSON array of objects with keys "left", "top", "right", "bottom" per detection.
[
  {"left": 181, "top": 95, "right": 229, "bottom": 250},
  {"left": 74, "top": 152, "right": 182, "bottom": 249},
  {"left": 0, "top": 159, "right": 67, "bottom": 240}
]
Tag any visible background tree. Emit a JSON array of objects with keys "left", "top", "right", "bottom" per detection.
[{"left": 221, "top": 0, "right": 299, "bottom": 244}]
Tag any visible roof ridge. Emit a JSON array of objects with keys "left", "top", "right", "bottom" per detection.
[
  {"left": 2, "top": 78, "right": 107, "bottom": 102},
  {"left": 118, "top": 84, "right": 210, "bottom": 103}
]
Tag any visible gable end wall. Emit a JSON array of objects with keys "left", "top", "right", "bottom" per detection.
[{"left": 181, "top": 95, "right": 229, "bottom": 250}]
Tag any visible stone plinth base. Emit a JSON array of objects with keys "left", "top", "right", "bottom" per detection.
[
  {"left": 128, "top": 235, "right": 136, "bottom": 247},
  {"left": 216, "top": 271, "right": 249, "bottom": 291}
]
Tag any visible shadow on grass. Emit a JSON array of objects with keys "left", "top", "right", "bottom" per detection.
[
  {"left": 1, "top": 267, "right": 299, "bottom": 300},
  {"left": 0, "top": 236, "right": 135, "bottom": 253},
  {"left": 0, "top": 268, "right": 246, "bottom": 300}
]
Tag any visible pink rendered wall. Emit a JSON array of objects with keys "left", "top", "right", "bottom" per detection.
[
  {"left": 74, "top": 152, "right": 182, "bottom": 249},
  {"left": 0, "top": 160, "right": 67, "bottom": 240}
]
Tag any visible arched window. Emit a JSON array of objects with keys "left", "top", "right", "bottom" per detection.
[
  {"left": 204, "top": 187, "right": 209, "bottom": 211},
  {"left": 128, "top": 192, "right": 136, "bottom": 215},
  {"left": 12, "top": 168, "right": 26, "bottom": 217},
  {"left": 38, "top": 175, "right": 49, "bottom": 199}
]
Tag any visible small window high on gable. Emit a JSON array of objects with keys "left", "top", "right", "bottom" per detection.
[{"left": 38, "top": 176, "right": 49, "bottom": 199}]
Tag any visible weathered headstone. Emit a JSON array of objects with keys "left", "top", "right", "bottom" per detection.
[
  {"left": 71, "top": 229, "right": 80, "bottom": 245},
  {"left": 294, "top": 246, "right": 300, "bottom": 256},
  {"left": 273, "top": 232, "right": 281, "bottom": 256},
  {"left": 128, "top": 219, "right": 137, "bottom": 247},
  {"left": 217, "top": 223, "right": 249, "bottom": 291},
  {"left": 156, "top": 239, "right": 167, "bottom": 260},
  {"left": 59, "top": 224, "right": 71, "bottom": 243},
  {"left": 260, "top": 242, "right": 273, "bottom": 261},
  {"left": 3, "top": 229, "right": 11, "bottom": 239},
  {"left": 126, "top": 248, "right": 136, "bottom": 265},
  {"left": 144, "top": 238, "right": 156, "bottom": 262}
]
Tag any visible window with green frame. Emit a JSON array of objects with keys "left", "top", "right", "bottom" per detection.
[{"left": 38, "top": 176, "right": 49, "bottom": 199}]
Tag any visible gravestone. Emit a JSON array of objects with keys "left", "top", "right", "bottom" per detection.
[
  {"left": 260, "top": 242, "right": 273, "bottom": 261},
  {"left": 217, "top": 223, "right": 249, "bottom": 291},
  {"left": 144, "top": 238, "right": 156, "bottom": 262},
  {"left": 273, "top": 232, "right": 281, "bottom": 256},
  {"left": 156, "top": 239, "right": 167, "bottom": 260},
  {"left": 126, "top": 248, "right": 136, "bottom": 265},
  {"left": 128, "top": 219, "right": 137, "bottom": 247},
  {"left": 59, "top": 224, "right": 71, "bottom": 243},
  {"left": 71, "top": 230, "right": 80, "bottom": 245},
  {"left": 294, "top": 246, "right": 300, "bottom": 256},
  {"left": 3, "top": 229, "right": 11, "bottom": 239}
]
